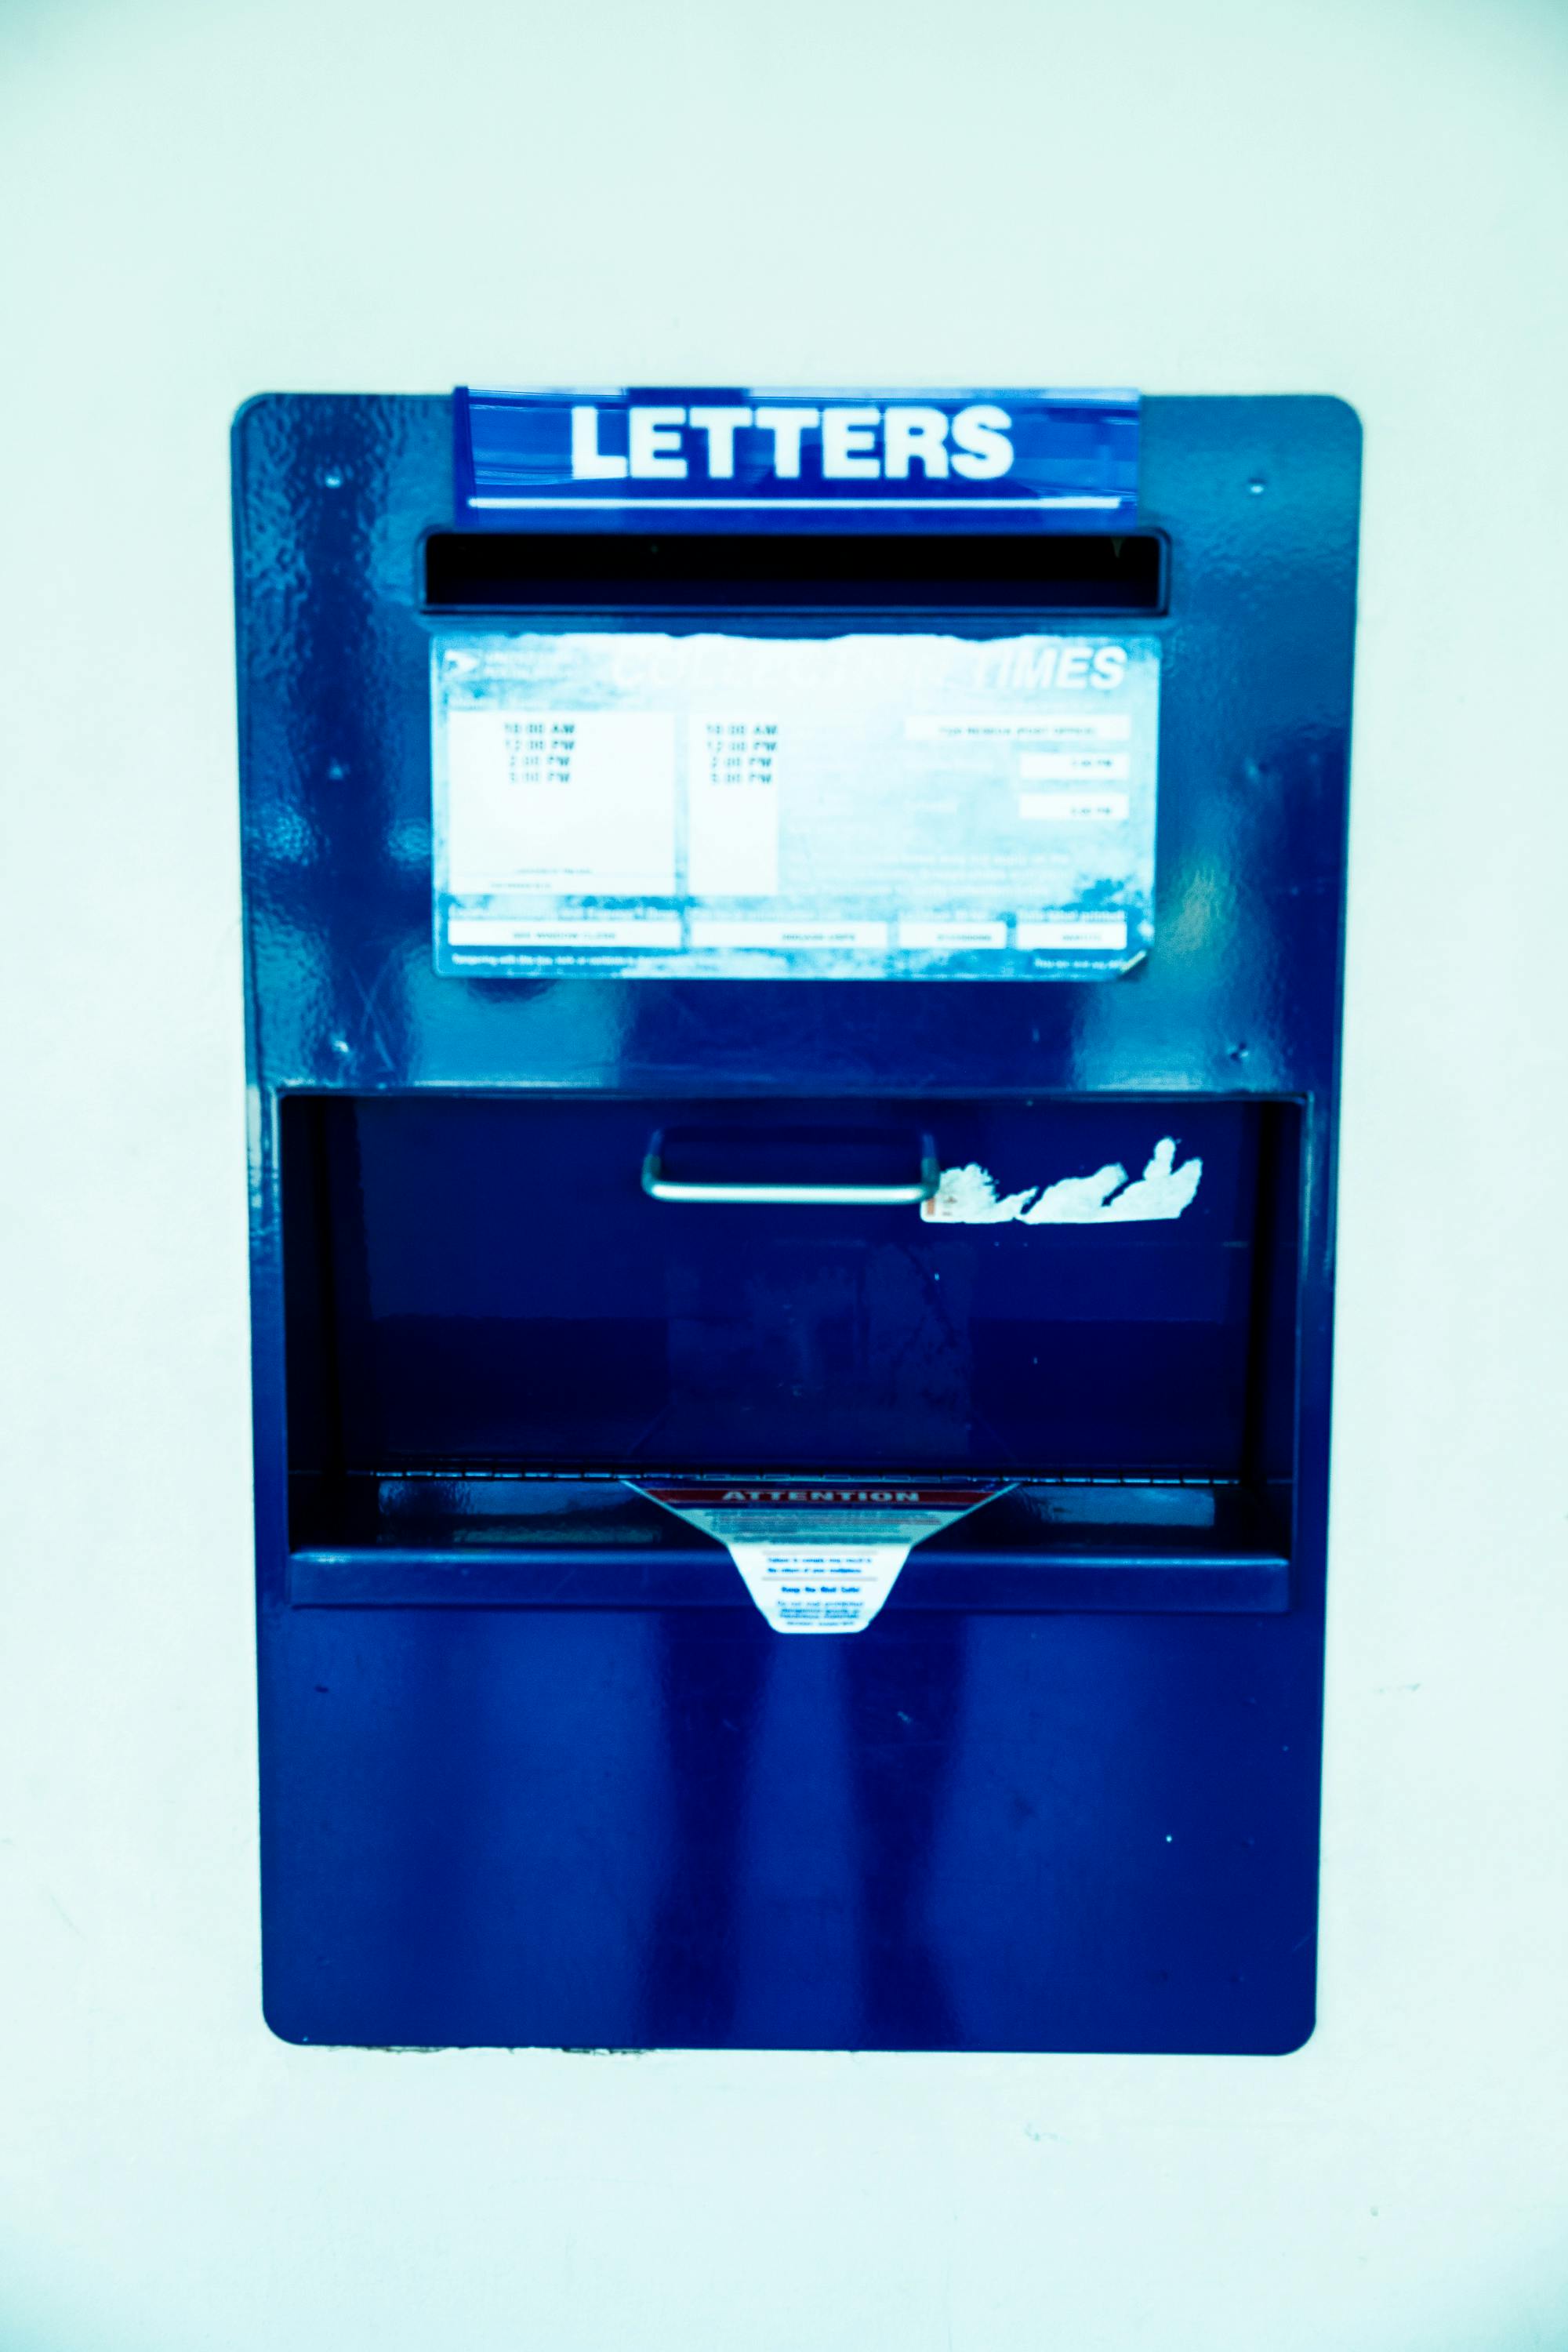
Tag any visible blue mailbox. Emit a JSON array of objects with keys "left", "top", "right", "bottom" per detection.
[{"left": 234, "top": 387, "right": 1359, "bottom": 2050}]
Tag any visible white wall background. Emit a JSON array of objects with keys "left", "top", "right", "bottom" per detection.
[{"left": 2, "top": 0, "right": 1566, "bottom": 2343}]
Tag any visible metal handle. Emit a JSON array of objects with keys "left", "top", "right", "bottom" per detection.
[{"left": 642, "top": 1136, "right": 940, "bottom": 1207}]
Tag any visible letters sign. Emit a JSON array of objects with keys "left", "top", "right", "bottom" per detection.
[{"left": 455, "top": 388, "right": 1138, "bottom": 519}]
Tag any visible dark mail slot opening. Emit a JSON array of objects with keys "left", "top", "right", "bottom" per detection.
[
  {"left": 281, "top": 1093, "right": 1301, "bottom": 1608},
  {"left": 423, "top": 531, "right": 1167, "bottom": 614}
]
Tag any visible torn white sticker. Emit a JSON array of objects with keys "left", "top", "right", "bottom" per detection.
[
  {"left": 632, "top": 1480, "right": 1013, "bottom": 1634},
  {"left": 920, "top": 1137, "right": 1203, "bottom": 1225}
]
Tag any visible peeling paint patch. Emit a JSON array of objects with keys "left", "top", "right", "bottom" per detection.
[
  {"left": 921, "top": 1137, "right": 1203, "bottom": 1225},
  {"left": 915, "top": 1164, "right": 1040, "bottom": 1222},
  {"left": 1021, "top": 1162, "right": 1129, "bottom": 1222}
]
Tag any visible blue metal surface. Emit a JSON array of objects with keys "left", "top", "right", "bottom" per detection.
[{"left": 234, "top": 392, "right": 1360, "bottom": 2051}]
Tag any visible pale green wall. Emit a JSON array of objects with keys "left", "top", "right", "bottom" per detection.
[{"left": 2, "top": 1, "right": 1566, "bottom": 2343}]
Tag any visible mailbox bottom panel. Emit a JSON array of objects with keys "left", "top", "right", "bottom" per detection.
[{"left": 258, "top": 1602, "right": 1323, "bottom": 2054}]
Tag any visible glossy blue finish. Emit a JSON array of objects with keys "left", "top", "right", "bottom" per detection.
[{"left": 234, "top": 393, "right": 1359, "bottom": 2051}]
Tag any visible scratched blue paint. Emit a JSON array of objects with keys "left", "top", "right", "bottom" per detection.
[{"left": 234, "top": 392, "right": 1360, "bottom": 2052}]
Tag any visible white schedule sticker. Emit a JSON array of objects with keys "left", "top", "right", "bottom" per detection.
[{"left": 433, "top": 632, "right": 1160, "bottom": 980}]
